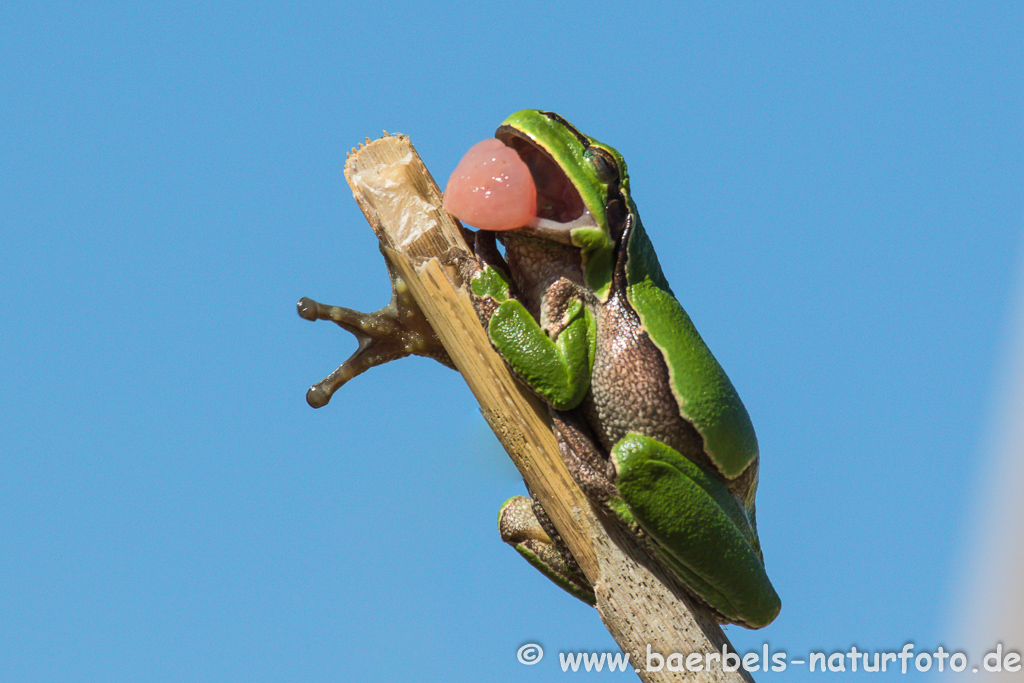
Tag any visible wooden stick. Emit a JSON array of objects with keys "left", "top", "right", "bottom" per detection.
[{"left": 342, "top": 132, "right": 755, "bottom": 683}]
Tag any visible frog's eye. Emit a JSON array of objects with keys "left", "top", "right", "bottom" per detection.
[{"left": 585, "top": 147, "right": 619, "bottom": 185}]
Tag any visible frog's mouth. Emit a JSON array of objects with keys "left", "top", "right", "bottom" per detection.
[{"left": 496, "top": 130, "right": 596, "bottom": 242}]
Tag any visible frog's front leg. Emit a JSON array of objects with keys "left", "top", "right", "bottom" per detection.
[
  {"left": 298, "top": 247, "right": 452, "bottom": 407},
  {"left": 461, "top": 259, "right": 596, "bottom": 411}
]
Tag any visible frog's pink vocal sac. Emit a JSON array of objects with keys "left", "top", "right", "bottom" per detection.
[{"left": 443, "top": 138, "right": 537, "bottom": 232}]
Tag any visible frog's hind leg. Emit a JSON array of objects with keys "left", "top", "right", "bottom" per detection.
[
  {"left": 298, "top": 247, "right": 452, "bottom": 407},
  {"left": 550, "top": 410, "right": 618, "bottom": 503},
  {"left": 496, "top": 412, "right": 607, "bottom": 606},
  {"left": 498, "top": 495, "right": 595, "bottom": 605}
]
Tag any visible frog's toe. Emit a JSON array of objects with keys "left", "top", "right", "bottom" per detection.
[{"left": 297, "top": 289, "right": 452, "bottom": 407}]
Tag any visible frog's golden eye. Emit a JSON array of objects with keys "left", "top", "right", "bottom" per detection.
[{"left": 585, "top": 147, "right": 619, "bottom": 185}]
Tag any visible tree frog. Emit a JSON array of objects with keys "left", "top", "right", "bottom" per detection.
[{"left": 298, "top": 110, "right": 781, "bottom": 629}]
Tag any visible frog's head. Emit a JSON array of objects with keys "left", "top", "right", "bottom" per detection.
[{"left": 444, "top": 110, "right": 635, "bottom": 298}]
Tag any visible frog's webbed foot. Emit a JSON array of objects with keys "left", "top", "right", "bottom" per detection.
[
  {"left": 498, "top": 495, "right": 595, "bottom": 606},
  {"left": 298, "top": 250, "right": 453, "bottom": 408}
]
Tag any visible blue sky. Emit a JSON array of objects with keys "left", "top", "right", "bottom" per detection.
[{"left": 2, "top": 2, "right": 1022, "bottom": 681}]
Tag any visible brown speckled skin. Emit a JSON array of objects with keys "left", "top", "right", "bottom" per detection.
[
  {"left": 586, "top": 276, "right": 711, "bottom": 473},
  {"left": 465, "top": 228, "right": 737, "bottom": 497}
]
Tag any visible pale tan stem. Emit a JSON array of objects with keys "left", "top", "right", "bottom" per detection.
[{"left": 341, "top": 133, "right": 755, "bottom": 683}]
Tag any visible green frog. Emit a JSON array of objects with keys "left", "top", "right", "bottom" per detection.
[{"left": 299, "top": 110, "right": 781, "bottom": 628}]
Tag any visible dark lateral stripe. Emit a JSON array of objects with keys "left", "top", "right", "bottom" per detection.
[{"left": 539, "top": 110, "right": 590, "bottom": 148}]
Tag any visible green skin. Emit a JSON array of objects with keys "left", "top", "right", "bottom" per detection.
[
  {"left": 473, "top": 111, "right": 780, "bottom": 628},
  {"left": 297, "top": 110, "right": 781, "bottom": 629}
]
